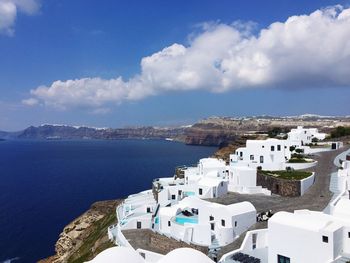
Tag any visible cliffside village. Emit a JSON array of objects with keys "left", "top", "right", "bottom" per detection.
[{"left": 87, "top": 126, "right": 350, "bottom": 263}]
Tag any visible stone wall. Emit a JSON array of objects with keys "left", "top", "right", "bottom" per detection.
[
  {"left": 123, "top": 229, "right": 207, "bottom": 255},
  {"left": 257, "top": 173, "right": 301, "bottom": 197}
]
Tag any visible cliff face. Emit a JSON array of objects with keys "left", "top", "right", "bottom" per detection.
[
  {"left": 16, "top": 125, "right": 186, "bottom": 140},
  {"left": 4, "top": 115, "right": 350, "bottom": 145},
  {"left": 39, "top": 200, "right": 121, "bottom": 263},
  {"left": 183, "top": 116, "right": 350, "bottom": 146}
]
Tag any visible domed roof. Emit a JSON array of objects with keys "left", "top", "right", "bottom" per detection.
[
  {"left": 158, "top": 248, "right": 214, "bottom": 263},
  {"left": 86, "top": 246, "right": 144, "bottom": 263}
]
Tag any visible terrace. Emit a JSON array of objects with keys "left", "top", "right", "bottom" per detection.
[{"left": 259, "top": 170, "right": 313, "bottom": 180}]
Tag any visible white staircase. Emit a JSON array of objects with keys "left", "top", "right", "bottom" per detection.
[{"left": 330, "top": 172, "right": 341, "bottom": 195}]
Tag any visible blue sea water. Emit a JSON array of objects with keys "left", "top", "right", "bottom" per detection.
[{"left": 0, "top": 139, "right": 215, "bottom": 262}]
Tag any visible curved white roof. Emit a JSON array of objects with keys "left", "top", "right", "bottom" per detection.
[
  {"left": 269, "top": 211, "right": 333, "bottom": 231},
  {"left": 86, "top": 246, "right": 144, "bottom": 263},
  {"left": 158, "top": 248, "right": 214, "bottom": 263},
  {"left": 226, "top": 201, "right": 256, "bottom": 215}
]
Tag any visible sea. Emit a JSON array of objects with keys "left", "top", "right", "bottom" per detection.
[{"left": 0, "top": 139, "right": 216, "bottom": 263}]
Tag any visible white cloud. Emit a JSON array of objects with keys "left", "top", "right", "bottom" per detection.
[
  {"left": 22, "top": 97, "right": 38, "bottom": 106},
  {"left": 27, "top": 5, "right": 350, "bottom": 110},
  {"left": 0, "top": 0, "right": 40, "bottom": 35}
]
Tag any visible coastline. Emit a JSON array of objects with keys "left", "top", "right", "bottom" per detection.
[
  {"left": 39, "top": 200, "right": 122, "bottom": 263},
  {"left": 39, "top": 141, "right": 349, "bottom": 263}
]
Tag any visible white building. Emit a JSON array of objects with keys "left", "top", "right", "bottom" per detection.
[
  {"left": 156, "top": 196, "right": 256, "bottom": 247},
  {"left": 220, "top": 156, "right": 350, "bottom": 263},
  {"left": 228, "top": 166, "right": 271, "bottom": 195},
  {"left": 288, "top": 126, "right": 327, "bottom": 146},
  {"left": 153, "top": 158, "right": 229, "bottom": 206},
  {"left": 117, "top": 190, "right": 157, "bottom": 230},
  {"left": 230, "top": 138, "right": 292, "bottom": 171}
]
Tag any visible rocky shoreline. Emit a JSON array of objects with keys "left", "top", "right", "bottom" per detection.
[{"left": 39, "top": 200, "right": 122, "bottom": 263}]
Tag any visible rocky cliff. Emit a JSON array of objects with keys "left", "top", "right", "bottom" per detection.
[
  {"left": 183, "top": 115, "right": 350, "bottom": 146},
  {"left": 39, "top": 199, "right": 121, "bottom": 263}
]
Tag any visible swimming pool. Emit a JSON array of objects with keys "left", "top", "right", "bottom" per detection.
[
  {"left": 175, "top": 216, "right": 198, "bottom": 225},
  {"left": 183, "top": 191, "right": 195, "bottom": 196}
]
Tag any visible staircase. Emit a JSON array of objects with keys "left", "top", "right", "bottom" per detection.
[
  {"left": 330, "top": 172, "right": 341, "bottom": 195},
  {"left": 209, "top": 238, "right": 220, "bottom": 249}
]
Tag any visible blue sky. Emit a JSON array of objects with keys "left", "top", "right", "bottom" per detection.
[{"left": 0, "top": 0, "right": 350, "bottom": 130}]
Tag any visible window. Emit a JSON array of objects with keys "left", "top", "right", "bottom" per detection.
[
  {"left": 322, "top": 235, "right": 328, "bottom": 243},
  {"left": 168, "top": 221, "right": 171, "bottom": 227},
  {"left": 277, "top": 145, "right": 281, "bottom": 151},
  {"left": 171, "top": 194, "right": 176, "bottom": 200},
  {"left": 211, "top": 223, "right": 215, "bottom": 230},
  {"left": 271, "top": 145, "right": 275, "bottom": 151},
  {"left": 250, "top": 155, "right": 254, "bottom": 160},
  {"left": 277, "top": 255, "right": 290, "bottom": 263},
  {"left": 262, "top": 145, "right": 265, "bottom": 148},
  {"left": 240, "top": 151, "right": 243, "bottom": 157},
  {"left": 137, "top": 221, "right": 142, "bottom": 229},
  {"left": 147, "top": 207, "right": 151, "bottom": 213},
  {"left": 252, "top": 233, "right": 257, "bottom": 250},
  {"left": 221, "top": 219, "right": 225, "bottom": 227},
  {"left": 140, "top": 252, "right": 146, "bottom": 259},
  {"left": 209, "top": 215, "right": 214, "bottom": 221},
  {"left": 178, "top": 190, "right": 182, "bottom": 196},
  {"left": 199, "top": 188, "right": 203, "bottom": 195},
  {"left": 221, "top": 182, "right": 224, "bottom": 187},
  {"left": 348, "top": 232, "right": 350, "bottom": 238},
  {"left": 235, "top": 221, "right": 237, "bottom": 227}
]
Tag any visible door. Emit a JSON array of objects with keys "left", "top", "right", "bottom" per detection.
[
  {"left": 260, "top": 156, "right": 264, "bottom": 163},
  {"left": 137, "top": 221, "right": 142, "bottom": 229}
]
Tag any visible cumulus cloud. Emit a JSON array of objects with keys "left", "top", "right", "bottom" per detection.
[
  {"left": 27, "top": 5, "right": 350, "bottom": 110},
  {"left": 0, "top": 0, "right": 40, "bottom": 35}
]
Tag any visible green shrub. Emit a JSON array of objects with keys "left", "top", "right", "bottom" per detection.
[
  {"left": 260, "top": 170, "right": 312, "bottom": 180},
  {"left": 330, "top": 126, "right": 350, "bottom": 138},
  {"left": 288, "top": 158, "right": 308, "bottom": 163},
  {"left": 291, "top": 153, "right": 304, "bottom": 159},
  {"left": 295, "top": 148, "right": 304, "bottom": 154}
]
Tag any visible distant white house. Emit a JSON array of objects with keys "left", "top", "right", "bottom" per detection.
[
  {"left": 288, "top": 126, "right": 327, "bottom": 146},
  {"left": 230, "top": 138, "right": 292, "bottom": 171},
  {"left": 155, "top": 196, "right": 257, "bottom": 247}
]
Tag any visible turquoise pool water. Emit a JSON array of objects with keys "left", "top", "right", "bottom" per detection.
[
  {"left": 175, "top": 216, "right": 198, "bottom": 225},
  {"left": 184, "top": 191, "right": 195, "bottom": 196},
  {"left": 155, "top": 217, "right": 159, "bottom": 224}
]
